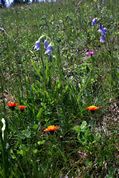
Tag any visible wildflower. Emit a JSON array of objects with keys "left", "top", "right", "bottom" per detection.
[
  {"left": 86, "top": 105, "right": 100, "bottom": 111},
  {"left": 44, "top": 125, "right": 60, "bottom": 133},
  {"left": 98, "top": 24, "right": 107, "bottom": 43},
  {"left": 45, "top": 43, "right": 53, "bottom": 56},
  {"left": 98, "top": 24, "right": 107, "bottom": 36},
  {"left": 100, "top": 35, "right": 106, "bottom": 43},
  {"left": 34, "top": 40, "right": 40, "bottom": 51},
  {"left": 86, "top": 50, "right": 95, "bottom": 57},
  {"left": 44, "top": 39, "right": 49, "bottom": 49},
  {"left": 7, "top": 101, "right": 17, "bottom": 110},
  {"left": 1, "top": 118, "right": 6, "bottom": 140},
  {"left": 18, "top": 105, "right": 27, "bottom": 112},
  {"left": 91, "top": 18, "right": 98, "bottom": 26},
  {"left": 34, "top": 36, "right": 54, "bottom": 58}
]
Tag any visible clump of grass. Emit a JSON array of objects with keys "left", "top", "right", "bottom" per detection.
[{"left": 0, "top": 0, "right": 119, "bottom": 177}]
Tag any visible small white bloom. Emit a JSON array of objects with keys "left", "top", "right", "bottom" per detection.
[
  {"left": 0, "top": 27, "right": 5, "bottom": 33},
  {"left": 1, "top": 118, "right": 6, "bottom": 140}
]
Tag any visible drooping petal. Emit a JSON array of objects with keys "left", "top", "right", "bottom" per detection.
[
  {"left": 103, "top": 27, "right": 107, "bottom": 34},
  {"left": 45, "top": 43, "right": 53, "bottom": 55},
  {"left": 100, "top": 35, "right": 106, "bottom": 43},
  {"left": 44, "top": 39, "right": 49, "bottom": 49},
  {"left": 91, "top": 18, "right": 97, "bottom": 26},
  {"left": 98, "top": 24, "right": 107, "bottom": 36},
  {"left": 99, "top": 23, "right": 104, "bottom": 31},
  {"left": 34, "top": 40, "right": 40, "bottom": 51}
]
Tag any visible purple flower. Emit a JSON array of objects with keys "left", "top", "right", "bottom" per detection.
[
  {"left": 92, "top": 18, "right": 98, "bottom": 26},
  {"left": 98, "top": 24, "right": 107, "bottom": 36},
  {"left": 34, "top": 40, "right": 40, "bottom": 51},
  {"left": 98, "top": 24, "right": 107, "bottom": 43},
  {"left": 45, "top": 43, "right": 53, "bottom": 56},
  {"left": 100, "top": 35, "right": 106, "bottom": 43},
  {"left": 44, "top": 39, "right": 49, "bottom": 50},
  {"left": 86, "top": 50, "right": 95, "bottom": 57}
]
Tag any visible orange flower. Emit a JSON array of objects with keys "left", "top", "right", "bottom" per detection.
[
  {"left": 7, "top": 101, "right": 17, "bottom": 110},
  {"left": 18, "top": 105, "right": 27, "bottom": 112},
  {"left": 44, "top": 125, "right": 60, "bottom": 133},
  {"left": 86, "top": 105, "right": 100, "bottom": 111}
]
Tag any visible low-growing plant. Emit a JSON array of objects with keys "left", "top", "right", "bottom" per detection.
[{"left": 0, "top": 0, "right": 118, "bottom": 177}]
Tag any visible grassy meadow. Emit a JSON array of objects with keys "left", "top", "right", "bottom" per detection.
[{"left": 0, "top": 0, "right": 119, "bottom": 177}]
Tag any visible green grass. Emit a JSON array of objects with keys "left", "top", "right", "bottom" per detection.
[{"left": 0, "top": 0, "right": 119, "bottom": 177}]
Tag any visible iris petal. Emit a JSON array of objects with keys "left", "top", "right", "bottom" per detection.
[
  {"left": 34, "top": 40, "right": 40, "bottom": 51},
  {"left": 44, "top": 40, "right": 49, "bottom": 49},
  {"left": 92, "top": 18, "right": 97, "bottom": 26},
  {"left": 45, "top": 44, "right": 53, "bottom": 55},
  {"left": 100, "top": 35, "right": 106, "bottom": 43}
]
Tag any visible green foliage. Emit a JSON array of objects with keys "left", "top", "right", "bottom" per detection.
[{"left": 0, "top": 0, "right": 119, "bottom": 177}]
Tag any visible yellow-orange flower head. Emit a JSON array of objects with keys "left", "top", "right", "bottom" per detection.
[
  {"left": 44, "top": 125, "right": 60, "bottom": 133},
  {"left": 86, "top": 105, "right": 100, "bottom": 111}
]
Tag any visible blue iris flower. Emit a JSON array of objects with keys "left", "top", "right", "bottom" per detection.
[
  {"left": 34, "top": 38, "right": 53, "bottom": 58},
  {"left": 34, "top": 40, "right": 40, "bottom": 51},
  {"left": 92, "top": 18, "right": 97, "bottom": 26},
  {"left": 98, "top": 24, "right": 107, "bottom": 43},
  {"left": 100, "top": 35, "right": 106, "bottom": 43},
  {"left": 91, "top": 18, "right": 107, "bottom": 43},
  {"left": 45, "top": 43, "right": 53, "bottom": 56},
  {"left": 98, "top": 24, "right": 107, "bottom": 36},
  {"left": 44, "top": 39, "right": 49, "bottom": 50}
]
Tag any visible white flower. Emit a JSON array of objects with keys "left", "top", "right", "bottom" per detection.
[{"left": 1, "top": 118, "right": 6, "bottom": 140}]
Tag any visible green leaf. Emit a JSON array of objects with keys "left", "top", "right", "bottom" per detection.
[
  {"left": 37, "top": 107, "right": 44, "bottom": 120},
  {"left": 33, "top": 124, "right": 38, "bottom": 130},
  {"left": 80, "top": 121, "right": 87, "bottom": 131},
  {"left": 37, "top": 140, "right": 45, "bottom": 145},
  {"left": 73, "top": 125, "right": 80, "bottom": 133}
]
